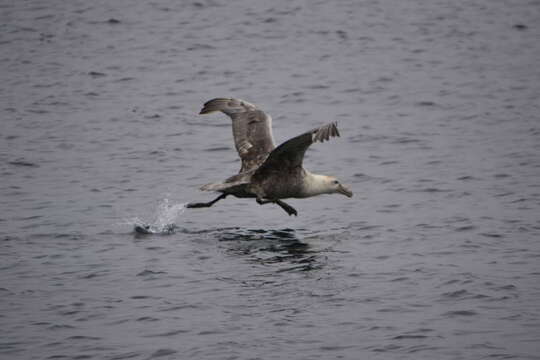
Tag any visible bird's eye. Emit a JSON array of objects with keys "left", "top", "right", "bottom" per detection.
[{"left": 333, "top": 180, "right": 339, "bottom": 185}]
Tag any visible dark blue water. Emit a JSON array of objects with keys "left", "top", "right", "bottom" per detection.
[{"left": 1, "top": 0, "right": 540, "bottom": 359}]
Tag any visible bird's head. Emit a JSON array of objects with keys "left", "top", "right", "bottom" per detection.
[
  {"left": 324, "top": 176, "right": 353, "bottom": 198},
  {"left": 304, "top": 173, "right": 353, "bottom": 198}
]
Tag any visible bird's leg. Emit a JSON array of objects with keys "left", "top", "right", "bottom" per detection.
[
  {"left": 186, "top": 193, "right": 228, "bottom": 208},
  {"left": 256, "top": 198, "right": 298, "bottom": 216},
  {"left": 275, "top": 200, "right": 298, "bottom": 216}
]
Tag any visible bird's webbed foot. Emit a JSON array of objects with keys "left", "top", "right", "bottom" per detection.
[
  {"left": 276, "top": 200, "right": 298, "bottom": 216},
  {"left": 186, "top": 202, "right": 212, "bottom": 208}
]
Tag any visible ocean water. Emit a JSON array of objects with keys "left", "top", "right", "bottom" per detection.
[{"left": 1, "top": 0, "right": 540, "bottom": 359}]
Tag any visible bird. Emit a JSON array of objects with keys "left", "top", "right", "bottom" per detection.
[{"left": 186, "top": 98, "right": 353, "bottom": 216}]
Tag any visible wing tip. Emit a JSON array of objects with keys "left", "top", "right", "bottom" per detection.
[
  {"left": 199, "top": 108, "right": 216, "bottom": 115},
  {"left": 199, "top": 97, "right": 256, "bottom": 115},
  {"left": 313, "top": 122, "right": 341, "bottom": 143},
  {"left": 199, "top": 98, "right": 230, "bottom": 115},
  {"left": 333, "top": 122, "right": 341, "bottom": 137}
]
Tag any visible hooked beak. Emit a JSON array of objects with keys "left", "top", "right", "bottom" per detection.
[{"left": 337, "top": 184, "right": 353, "bottom": 198}]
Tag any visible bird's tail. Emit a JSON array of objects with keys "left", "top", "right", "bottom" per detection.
[{"left": 200, "top": 180, "right": 249, "bottom": 192}]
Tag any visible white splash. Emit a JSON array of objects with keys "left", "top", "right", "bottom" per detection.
[
  {"left": 153, "top": 198, "right": 186, "bottom": 230},
  {"left": 124, "top": 198, "right": 186, "bottom": 235}
]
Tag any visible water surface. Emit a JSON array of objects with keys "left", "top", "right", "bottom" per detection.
[{"left": 1, "top": 0, "right": 540, "bottom": 359}]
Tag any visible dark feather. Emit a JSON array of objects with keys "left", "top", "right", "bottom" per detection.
[{"left": 254, "top": 122, "right": 340, "bottom": 177}]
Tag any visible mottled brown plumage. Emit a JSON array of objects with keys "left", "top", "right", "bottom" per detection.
[
  {"left": 200, "top": 98, "right": 275, "bottom": 173},
  {"left": 187, "top": 98, "right": 352, "bottom": 216}
]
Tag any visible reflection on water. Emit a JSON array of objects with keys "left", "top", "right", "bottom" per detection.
[{"left": 217, "top": 228, "right": 323, "bottom": 272}]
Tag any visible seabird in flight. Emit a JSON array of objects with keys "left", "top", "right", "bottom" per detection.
[{"left": 186, "top": 98, "right": 353, "bottom": 216}]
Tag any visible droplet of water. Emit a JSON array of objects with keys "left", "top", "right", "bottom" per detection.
[{"left": 121, "top": 199, "right": 186, "bottom": 235}]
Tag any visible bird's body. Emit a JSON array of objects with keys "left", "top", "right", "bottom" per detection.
[{"left": 186, "top": 98, "right": 352, "bottom": 216}]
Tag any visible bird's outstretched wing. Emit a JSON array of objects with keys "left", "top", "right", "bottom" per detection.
[
  {"left": 255, "top": 122, "right": 340, "bottom": 175},
  {"left": 200, "top": 98, "right": 276, "bottom": 172}
]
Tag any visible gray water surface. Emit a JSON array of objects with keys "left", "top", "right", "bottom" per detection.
[{"left": 1, "top": 0, "right": 540, "bottom": 359}]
